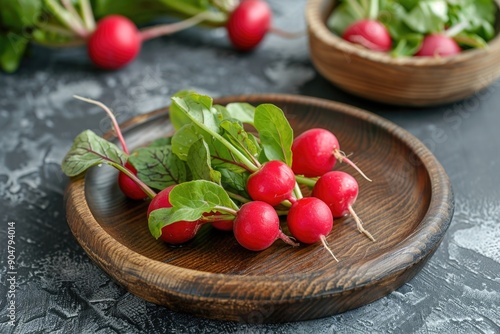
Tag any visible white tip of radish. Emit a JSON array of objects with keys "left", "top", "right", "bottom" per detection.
[
  {"left": 320, "top": 235, "right": 339, "bottom": 262},
  {"left": 333, "top": 150, "right": 372, "bottom": 182},
  {"left": 348, "top": 206, "right": 376, "bottom": 242}
]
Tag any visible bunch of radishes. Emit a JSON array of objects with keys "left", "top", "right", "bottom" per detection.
[
  {"left": 34, "top": 0, "right": 296, "bottom": 71},
  {"left": 328, "top": 0, "right": 497, "bottom": 58},
  {"left": 62, "top": 91, "right": 376, "bottom": 261}
]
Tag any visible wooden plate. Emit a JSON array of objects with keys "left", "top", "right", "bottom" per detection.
[{"left": 65, "top": 94, "right": 454, "bottom": 323}]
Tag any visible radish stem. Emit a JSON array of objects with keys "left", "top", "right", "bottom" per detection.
[
  {"left": 368, "top": 0, "right": 379, "bottom": 20},
  {"left": 61, "top": 0, "right": 87, "bottom": 34},
  {"left": 226, "top": 191, "right": 251, "bottom": 204},
  {"left": 79, "top": 0, "right": 96, "bottom": 31},
  {"left": 158, "top": 1, "right": 227, "bottom": 26},
  {"left": 210, "top": 0, "right": 238, "bottom": 13},
  {"left": 73, "top": 95, "right": 130, "bottom": 155},
  {"left": 200, "top": 214, "right": 235, "bottom": 222},
  {"left": 111, "top": 163, "right": 157, "bottom": 199},
  {"left": 349, "top": 0, "right": 366, "bottom": 19},
  {"left": 140, "top": 12, "right": 211, "bottom": 41},
  {"left": 444, "top": 22, "right": 468, "bottom": 37},
  {"left": 212, "top": 205, "right": 238, "bottom": 216},
  {"left": 295, "top": 175, "right": 318, "bottom": 188},
  {"left": 293, "top": 182, "right": 303, "bottom": 200},
  {"left": 35, "top": 23, "right": 78, "bottom": 37},
  {"left": 31, "top": 39, "right": 87, "bottom": 48}
]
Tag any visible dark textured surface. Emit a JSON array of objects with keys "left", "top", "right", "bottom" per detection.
[{"left": 1, "top": 1, "right": 499, "bottom": 333}]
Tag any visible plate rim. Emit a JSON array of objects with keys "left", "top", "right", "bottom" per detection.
[{"left": 65, "top": 93, "right": 454, "bottom": 320}]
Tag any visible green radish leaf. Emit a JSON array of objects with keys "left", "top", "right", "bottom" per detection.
[
  {"left": 128, "top": 144, "right": 188, "bottom": 190},
  {"left": 0, "top": 0, "right": 41, "bottom": 29},
  {"left": 187, "top": 138, "right": 222, "bottom": 184},
  {"left": 0, "top": 34, "right": 29, "bottom": 73},
  {"left": 172, "top": 93, "right": 258, "bottom": 172},
  {"left": 169, "top": 90, "right": 204, "bottom": 130},
  {"left": 171, "top": 94, "right": 217, "bottom": 132},
  {"left": 453, "top": 0, "right": 496, "bottom": 28},
  {"left": 379, "top": 2, "right": 413, "bottom": 40},
  {"left": 453, "top": 32, "right": 488, "bottom": 49},
  {"left": 220, "top": 119, "right": 261, "bottom": 160},
  {"left": 448, "top": 0, "right": 496, "bottom": 41},
  {"left": 403, "top": 0, "right": 448, "bottom": 33},
  {"left": 391, "top": 33, "right": 423, "bottom": 57},
  {"left": 61, "top": 130, "right": 127, "bottom": 177},
  {"left": 169, "top": 180, "right": 238, "bottom": 209},
  {"left": 148, "top": 207, "right": 199, "bottom": 239},
  {"left": 149, "top": 137, "right": 172, "bottom": 147},
  {"left": 148, "top": 180, "right": 238, "bottom": 239},
  {"left": 397, "top": 0, "right": 419, "bottom": 11},
  {"left": 217, "top": 166, "right": 249, "bottom": 193},
  {"left": 171, "top": 123, "right": 202, "bottom": 161},
  {"left": 327, "top": 0, "right": 365, "bottom": 35},
  {"left": 253, "top": 104, "right": 293, "bottom": 166},
  {"left": 224, "top": 102, "right": 256, "bottom": 125},
  {"left": 208, "top": 138, "right": 252, "bottom": 187},
  {"left": 172, "top": 121, "right": 246, "bottom": 180},
  {"left": 212, "top": 104, "right": 232, "bottom": 123}
]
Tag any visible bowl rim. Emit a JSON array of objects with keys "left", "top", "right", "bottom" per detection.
[
  {"left": 306, "top": 0, "right": 500, "bottom": 67},
  {"left": 65, "top": 94, "right": 454, "bottom": 306}
]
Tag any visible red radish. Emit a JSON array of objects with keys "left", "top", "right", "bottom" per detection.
[
  {"left": 246, "top": 160, "right": 296, "bottom": 206},
  {"left": 291, "top": 128, "right": 371, "bottom": 181},
  {"left": 233, "top": 201, "right": 298, "bottom": 251},
  {"left": 147, "top": 185, "right": 175, "bottom": 216},
  {"left": 118, "top": 162, "right": 148, "bottom": 200},
  {"left": 226, "top": 0, "right": 272, "bottom": 51},
  {"left": 286, "top": 197, "right": 338, "bottom": 261},
  {"left": 88, "top": 15, "right": 141, "bottom": 70},
  {"left": 312, "top": 171, "right": 375, "bottom": 241},
  {"left": 342, "top": 19, "right": 392, "bottom": 52},
  {"left": 415, "top": 34, "right": 461, "bottom": 57},
  {"left": 211, "top": 219, "right": 234, "bottom": 231},
  {"left": 148, "top": 185, "right": 202, "bottom": 245},
  {"left": 226, "top": 0, "right": 303, "bottom": 51}
]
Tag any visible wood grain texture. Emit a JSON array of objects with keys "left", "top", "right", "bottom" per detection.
[
  {"left": 306, "top": 0, "right": 500, "bottom": 107},
  {"left": 64, "top": 94, "right": 454, "bottom": 323}
]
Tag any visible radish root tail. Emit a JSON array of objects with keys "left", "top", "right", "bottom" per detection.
[
  {"left": 278, "top": 231, "right": 300, "bottom": 247},
  {"left": 320, "top": 235, "right": 339, "bottom": 262},
  {"left": 348, "top": 206, "right": 376, "bottom": 242},
  {"left": 333, "top": 150, "right": 372, "bottom": 182}
]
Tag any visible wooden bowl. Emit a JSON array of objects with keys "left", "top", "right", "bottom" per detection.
[
  {"left": 306, "top": 0, "right": 500, "bottom": 107},
  {"left": 65, "top": 94, "right": 454, "bottom": 323}
]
